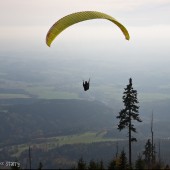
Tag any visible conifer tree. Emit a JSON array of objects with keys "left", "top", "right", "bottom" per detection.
[
  {"left": 143, "top": 139, "right": 156, "bottom": 169},
  {"left": 99, "top": 160, "right": 105, "bottom": 170},
  {"left": 76, "top": 157, "right": 87, "bottom": 170},
  {"left": 117, "top": 78, "right": 142, "bottom": 167},
  {"left": 118, "top": 150, "right": 128, "bottom": 170},
  {"left": 88, "top": 160, "right": 97, "bottom": 170},
  {"left": 135, "top": 154, "right": 145, "bottom": 170},
  {"left": 108, "top": 159, "right": 116, "bottom": 170},
  {"left": 38, "top": 162, "right": 43, "bottom": 170}
]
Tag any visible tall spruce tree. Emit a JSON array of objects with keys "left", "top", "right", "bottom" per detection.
[{"left": 117, "top": 78, "right": 142, "bottom": 167}]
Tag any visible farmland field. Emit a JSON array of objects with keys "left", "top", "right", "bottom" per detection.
[{"left": 8, "top": 131, "right": 125, "bottom": 157}]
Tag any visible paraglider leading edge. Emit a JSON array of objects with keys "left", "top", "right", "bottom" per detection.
[{"left": 46, "top": 11, "right": 130, "bottom": 47}]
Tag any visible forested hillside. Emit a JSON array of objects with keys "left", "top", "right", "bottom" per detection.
[
  {"left": 1, "top": 98, "right": 170, "bottom": 169},
  {"left": 0, "top": 99, "right": 114, "bottom": 146}
]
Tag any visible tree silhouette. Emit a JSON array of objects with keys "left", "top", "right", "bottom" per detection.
[
  {"left": 108, "top": 158, "right": 116, "bottom": 170},
  {"left": 108, "top": 150, "right": 128, "bottom": 170},
  {"left": 88, "top": 160, "right": 98, "bottom": 170},
  {"left": 117, "top": 78, "right": 142, "bottom": 167},
  {"left": 118, "top": 150, "right": 128, "bottom": 170},
  {"left": 135, "top": 154, "right": 145, "bottom": 170},
  {"left": 76, "top": 157, "right": 87, "bottom": 170},
  {"left": 143, "top": 139, "right": 156, "bottom": 169},
  {"left": 38, "top": 162, "right": 43, "bottom": 170}
]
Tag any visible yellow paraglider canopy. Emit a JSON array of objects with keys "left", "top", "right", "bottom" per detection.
[{"left": 46, "top": 11, "right": 130, "bottom": 47}]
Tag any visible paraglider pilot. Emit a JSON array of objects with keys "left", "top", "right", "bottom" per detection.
[{"left": 83, "top": 79, "right": 90, "bottom": 91}]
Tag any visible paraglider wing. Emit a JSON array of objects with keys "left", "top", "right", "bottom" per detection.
[{"left": 46, "top": 11, "right": 130, "bottom": 47}]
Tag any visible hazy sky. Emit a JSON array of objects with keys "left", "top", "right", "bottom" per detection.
[
  {"left": 1, "top": 0, "right": 170, "bottom": 53},
  {"left": 0, "top": 0, "right": 170, "bottom": 95}
]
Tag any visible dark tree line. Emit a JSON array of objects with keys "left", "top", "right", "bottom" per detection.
[{"left": 74, "top": 145, "right": 169, "bottom": 170}]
